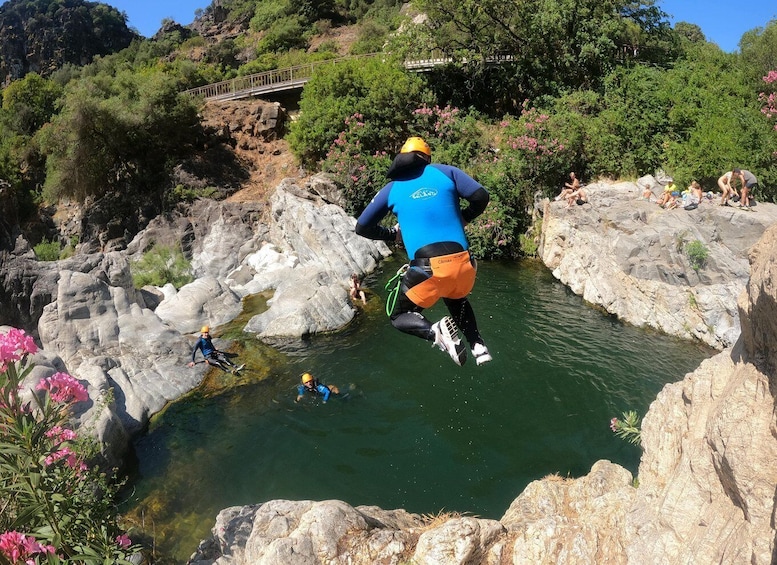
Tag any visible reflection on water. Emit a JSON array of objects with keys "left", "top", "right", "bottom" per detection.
[{"left": 125, "top": 259, "right": 714, "bottom": 561}]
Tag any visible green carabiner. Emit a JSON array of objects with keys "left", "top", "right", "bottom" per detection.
[{"left": 384, "top": 264, "right": 409, "bottom": 317}]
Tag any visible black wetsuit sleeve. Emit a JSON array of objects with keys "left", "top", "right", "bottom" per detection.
[
  {"left": 355, "top": 183, "right": 397, "bottom": 241},
  {"left": 191, "top": 339, "right": 202, "bottom": 362},
  {"left": 355, "top": 222, "right": 398, "bottom": 241},
  {"left": 461, "top": 187, "right": 490, "bottom": 223}
]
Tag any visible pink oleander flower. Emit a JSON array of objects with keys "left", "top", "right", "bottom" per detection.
[
  {"left": 45, "top": 426, "right": 78, "bottom": 444},
  {"left": 610, "top": 417, "right": 619, "bottom": 432},
  {"left": 116, "top": 534, "right": 132, "bottom": 549},
  {"left": 0, "top": 531, "right": 55, "bottom": 563},
  {"left": 36, "top": 373, "right": 88, "bottom": 404},
  {"left": 0, "top": 328, "right": 38, "bottom": 371}
]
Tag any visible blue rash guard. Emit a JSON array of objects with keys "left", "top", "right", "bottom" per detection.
[
  {"left": 357, "top": 164, "right": 483, "bottom": 259},
  {"left": 192, "top": 336, "right": 216, "bottom": 361},
  {"left": 297, "top": 382, "right": 332, "bottom": 402}
]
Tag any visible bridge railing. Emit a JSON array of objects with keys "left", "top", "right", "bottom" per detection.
[
  {"left": 183, "top": 53, "right": 382, "bottom": 100},
  {"left": 183, "top": 51, "right": 513, "bottom": 101}
]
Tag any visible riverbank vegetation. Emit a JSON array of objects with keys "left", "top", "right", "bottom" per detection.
[{"left": 1, "top": 0, "right": 775, "bottom": 261}]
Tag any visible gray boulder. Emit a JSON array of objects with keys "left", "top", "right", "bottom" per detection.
[
  {"left": 539, "top": 176, "right": 777, "bottom": 348},
  {"left": 237, "top": 175, "right": 391, "bottom": 338},
  {"left": 155, "top": 276, "right": 243, "bottom": 335}
]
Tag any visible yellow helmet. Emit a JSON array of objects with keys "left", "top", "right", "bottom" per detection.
[
  {"left": 400, "top": 136, "right": 431, "bottom": 156},
  {"left": 301, "top": 372, "right": 314, "bottom": 384},
  {"left": 201, "top": 325, "right": 210, "bottom": 333}
]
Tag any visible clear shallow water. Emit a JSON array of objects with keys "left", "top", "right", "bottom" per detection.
[{"left": 125, "top": 259, "right": 714, "bottom": 560}]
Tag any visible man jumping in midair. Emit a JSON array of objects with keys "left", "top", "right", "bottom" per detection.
[{"left": 355, "top": 136, "right": 492, "bottom": 366}]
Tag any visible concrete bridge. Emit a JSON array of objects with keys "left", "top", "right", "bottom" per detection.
[{"left": 183, "top": 52, "right": 513, "bottom": 102}]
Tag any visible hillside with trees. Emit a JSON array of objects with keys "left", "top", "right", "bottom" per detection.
[
  {"left": 0, "top": 0, "right": 775, "bottom": 260},
  {"left": 0, "top": 0, "right": 136, "bottom": 84}
]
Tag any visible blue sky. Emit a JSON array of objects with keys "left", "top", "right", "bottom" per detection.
[{"left": 102, "top": 0, "right": 776, "bottom": 52}]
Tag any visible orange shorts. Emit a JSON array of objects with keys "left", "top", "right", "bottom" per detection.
[{"left": 405, "top": 250, "right": 477, "bottom": 309}]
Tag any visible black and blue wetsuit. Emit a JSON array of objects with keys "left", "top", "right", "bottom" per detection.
[
  {"left": 355, "top": 152, "right": 489, "bottom": 349},
  {"left": 191, "top": 335, "right": 235, "bottom": 371},
  {"left": 297, "top": 380, "right": 333, "bottom": 402}
]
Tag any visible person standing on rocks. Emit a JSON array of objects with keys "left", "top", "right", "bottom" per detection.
[
  {"left": 354, "top": 136, "right": 492, "bottom": 366},
  {"left": 731, "top": 168, "right": 758, "bottom": 210},
  {"left": 717, "top": 171, "right": 738, "bottom": 206}
]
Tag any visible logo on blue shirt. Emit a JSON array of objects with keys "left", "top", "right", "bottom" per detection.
[{"left": 411, "top": 188, "right": 437, "bottom": 200}]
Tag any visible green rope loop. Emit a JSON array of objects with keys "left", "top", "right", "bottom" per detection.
[{"left": 384, "top": 264, "right": 408, "bottom": 317}]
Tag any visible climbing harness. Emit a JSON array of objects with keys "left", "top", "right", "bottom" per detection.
[{"left": 384, "top": 263, "right": 409, "bottom": 316}]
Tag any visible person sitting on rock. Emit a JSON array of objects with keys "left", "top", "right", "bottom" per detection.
[
  {"left": 188, "top": 325, "right": 244, "bottom": 374},
  {"left": 296, "top": 372, "right": 340, "bottom": 403},
  {"left": 565, "top": 185, "right": 588, "bottom": 207},
  {"left": 688, "top": 181, "right": 704, "bottom": 204},
  {"left": 656, "top": 179, "right": 678, "bottom": 208},
  {"left": 554, "top": 172, "right": 580, "bottom": 202}
]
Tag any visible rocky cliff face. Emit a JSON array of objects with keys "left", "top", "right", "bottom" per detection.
[
  {"left": 538, "top": 177, "right": 777, "bottom": 349},
  {"left": 187, "top": 202, "right": 777, "bottom": 565},
  {"left": 0, "top": 0, "right": 136, "bottom": 85},
  {"left": 2, "top": 176, "right": 388, "bottom": 468}
]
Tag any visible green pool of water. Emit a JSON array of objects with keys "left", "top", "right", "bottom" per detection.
[{"left": 125, "top": 259, "right": 714, "bottom": 560}]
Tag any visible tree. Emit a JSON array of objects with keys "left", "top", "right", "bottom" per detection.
[
  {"left": 288, "top": 57, "right": 435, "bottom": 166},
  {"left": 673, "top": 22, "right": 705, "bottom": 45},
  {"left": 410, "top": 0, "right": 675, "bottom": 102},
  {"left": 660, "top": 43, "right": 777, "bottom": 193},
  {"left": 1, "top": 73, "right": 63, "bottom": 136},
  {"left": 36, "top": 67, "right": 200, "bottom": 203},
  {"left": 739, "top": 20, "right": 777, "bottom": 80}
]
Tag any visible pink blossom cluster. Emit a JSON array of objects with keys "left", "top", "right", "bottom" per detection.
[
  {"left": 43, "top": 446, "right": 83, "bottom": 469},
  {"left": 116, "top": 534, "right": 132, "bottom": 549},
  {"left": 35, "top": 373, "right": 88, "bottom": 404},
  {"left": 43, "top": 425, "right": 87, "bottom": 472},
  {"left": 44, "top": 426, "right": 78, "bottom": 443},
  {"left": 610, "top": 417, "right": 619, "bottom": 432},
  {"left": 0, "top": 531, "right": 56, "bottom": 564},
  {"left": 760, "top": 70, "right": 777, "bottom": 130},
  {"left": 0, "top": 328, "right": 38, "bottom": 371},
  {"left": 412, "top": 104, "right": 460, "bottom": 138},
  {"left": 507, "top": 134, "right": 563, "bottom": 156},
  {"left": 343, "top": 112, "right": 365, "bottom": 128}
]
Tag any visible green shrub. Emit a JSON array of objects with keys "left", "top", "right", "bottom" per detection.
[
  {"left": 170, "top": 183, "right": 219, "bottom": 203},
  {"left": 33, "top": 238, "right": 61, "bottom": 261},
  {"left": 131, "top": 245, "right": 194, "bottom": 289},
  {"left": 610, "top": 410, "right": 642, "bottom": 445},
  {"left": 685, "top": 240, "right": 709, "bottom": 271},
  {"left": 0, "top": 328, "right": 139, "bottom": 561}
]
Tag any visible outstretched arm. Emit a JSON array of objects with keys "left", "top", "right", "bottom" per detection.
[
  {"left": 188, "top": 340, "right": 202, "bottom": 367},
  {"left": 355, "top": 184, "right": 398, "bottom": 241},
  {"left": 461, "top": 187, "right": 490, "bottom": 223}
]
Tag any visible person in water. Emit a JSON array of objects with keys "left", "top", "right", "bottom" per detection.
[
  {"left": 296, "top": 372, "right": 340, "bottom": 403},
  {"left": 354, "top": 136, "right": 492, "bottom": 366},
  {"left": 349, "top": 272, "right": 367, "bottom": 305},
  {"left": 187, "top": 325, "right": 244, "bottom": 373}
]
